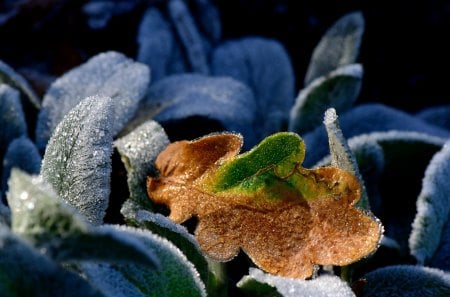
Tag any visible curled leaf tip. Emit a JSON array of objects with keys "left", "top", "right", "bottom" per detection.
[{"left": 147, "top": 132, "right": 382, "bottom": 279}]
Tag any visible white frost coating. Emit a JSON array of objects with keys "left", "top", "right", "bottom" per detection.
[
  {"left": 36, "top": 51, "right": 150, "bottom": 151},
  {"left": 114, "top": 120, "right": 169, "bottom": 205},
  {"left": 304, "top": 11, "right": 364, "bottom": 85},
  {"left": 168, "top": 0, "right": 209, "bottom": 74},
  {"left": 409, "top": 141, "right": 450, "bottom": 264},
  {"left": 41, "top": 95, "right": 114, "bottom": 225},
  {"left": 289, "top": 63, "right": 363, "bottom": 134},
  {"left": 83, "top": 225, "right": 207, "bottom": 297},
  {"left": 240, "top": 268, "right": 355, "bottom": 297}
]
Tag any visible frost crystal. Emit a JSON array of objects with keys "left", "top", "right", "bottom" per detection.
[{"left": 41, "top": 95, "right": 114, "bottom": 225}]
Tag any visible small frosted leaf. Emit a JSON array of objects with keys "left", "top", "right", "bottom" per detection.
[
  {"left": 6, "top": 169, "right": 159, "bottom": 268},
  {"left": 115, "top": 120, "right": 170, "bottom": 210},
  {"left": 148, "top": 132, "right": 382, "bottom": 279},
  {"left": 132, "top": 74, "right": 258, "bottom": 147},
  {"left": 324, "top": 108, "right": 370, "bottom": 209},
  {"left": 41, "top": 95, "right": 114, "bottom": 225},
  {"left": 0, "top": 59, "right": 40, "bottom": 109},
  {"left": 361, "top": 265, "right": 450, "bottom": 296},
  {"left": 212, "top": 37, "right": 295, "bottom": 137},
  {"left": 0, "top": 225, "right": 104, "bottom": 297},
  {"left": 83, "top": 1, "right": 139, "bottom": 29},
  {"left": 168, "top": 0, "right": 209, "bottom": 74},
  {"left": 303, "top": 103, "right": 450, "bottom": 166},
  {"left": 304, "top": 11, "right": 365, "bottom": 85},
  {"left": 36, "top": 51, "right": 150, "bottom": 151},
  {"left": 416, "top": 105, "right": 450, "bottom": 131},
  {"left": 290, "top": 64, "right": 363, "bottom": 134},
  {"left": 137, "top": 7, "right": 187, "bottom": 82},
  {"left": 0, "top": 84, "right": 27, "bottom": 160},
  {"left": 238, "top": 268, "right": 355, "bottom": 297},
  {"left": 132, "top": 210, "right": 209, "bottom": 285},
  {"left": 81, "top": 225, "right": 207, "bottom": 297},
  {"left": 409, "top": 141, "right": 450, "bottom": 264},
  {"left": 2, "top": 136, "right": 41, "bottom": 193}
]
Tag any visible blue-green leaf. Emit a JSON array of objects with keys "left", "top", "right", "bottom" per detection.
[
  {"left": 115, "top": 120, "right": 170, "bottom": 210},
  {"left": 289, "top": 64, "right": 362, "bottom": 134},
  {"left": 361, "top": 265, "right": 450, "bottom": 296},
  {"left": 81, "top": 225, "right": 207, "bottom": 297},
  {"left": 137, "top": 7, "right": 187, "bottom": 82},
  {"left": 2, "top": 136, "right": 41, "bottom": 194},
  {"left": 41, "top": 95, "right": 113, "bottom": 225},
  {"left": 237, "top": 268, "right": 355, "bottom": 297},
  {"left": 36, "top": 51, "right": 150, "bottom": 151},
  {"left": 304, "top": 11, "right": 364, "bottom": 85},
  {"left": 212, "top": 37, "right": 295, "bottom": 138},
  {"left": 0, "top": 225, "right": 104, "bottom": 297},
  {"left": 7, "top": 169, "right": 159, "bottom": 268},
  {"left": 409, "top": 141, "right": 450, "bottom": 267},
  {"left": 416, "top": 105, "right": 450, "bottom": 131}
]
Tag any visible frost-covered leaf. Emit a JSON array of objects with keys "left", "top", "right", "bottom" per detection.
[
  {"left": 361, "top": 265, "right": 450, "bottom": 296},
  {"left": 191, "top": 0, "right": 221, "bottom": 42},
  {"left": 416, "top": 105, "right": 450, "bottom": 131},
  {"left": 0, "top": 59, "right": 40, "bottom": 109},
  {"left": 303, "top": 103, "right": 450, "bottom": 166},
  {"left": 7, "top": 169, "right": 159, "bottom": 267},
  {"left": 409, "top": 141, "right": 450, "bottom": 265},
  {"left": 290, "top": 64, "right": 362, "bottom": 134},
  {"left": 81, "top": 225, "right": 207, "bottom": 297},
  {"left": 0, "top": 84, "right": 27, "bottom": 162},
  {"left": 131, "top": 74, "right": 258, "bottom": 147},
  {"left": 0, "top": 225, "right": 104, "bottom": 297},
  {"left": 82, "top": 0, "right": 143, "bottom": 29},
  {"left": 131, "top": 210, "right": 210, "bottom": 286},
  {"left": 324, "top": 108, "right": 369, "bottom": 209},
  {"left": 148, "top": 132, "right": 382, "bottom": 279},
  {"left": 115, "top": 120, "right": 169, "bottom": 211},
  {"left": 137, "top": 7, "right": 187, "bottom": 82},
  {"left": 304, "top": 11, "right": 364, "bottom": 85},
  {"left": 168, "top": 0, "right": 209, "bottom": 74},
  {"left": 212, "top": 37, "right": 295, "bottom": 137},
  {"left": 36, "top": 51, "right": 150, "bottom": 151},
  {"left": 238, "top": 268, "right": 355, "bottom": 297},
  {"left": 2, "top": 136, "right": 41, "bottom": 194},
  {"left": 41, "top": 95, "right": 113, "bottom": 225}
]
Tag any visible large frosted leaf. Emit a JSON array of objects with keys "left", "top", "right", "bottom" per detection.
[
  {"left": 212, "top": 37, "right": 295, "bottom": 137},
  {"left": 191, "top": 0, "right": 221, "bottom": 43},
  {"left": 416, "top": 105, "right": 450, "bottom": 131},
  {"left": 6, "top": 169, "right": 159, "bottom": 268},
  {"left": 168, "top": 0, "right": 209, "bottom": 74},
  {"left": 2, "top": 137, "right": 41, "bottom": 194},
  {"left": 115, "top": 120, "right": 170, "bottom": 210},
  {"left": 361, "top": 265, "right": 450, "bottom": 296},
  {"left": 36, "top": 51, "right": 150, "bottom": 151},
  {"left": 131, "top": 74, "right": 258, "bottom": 148},
  {"left": 81, "top": 225, "right": 207, "bottom": 297},
  {"left": 303, "top": 103, "right": 450, "bottom": 166},
  {"left": 304, "top": 11, "right": 364, "bottom": 85},
  {"left": 237, "top": 268, "right": 355, "bottom": 297},
  {"left": 0, "top": 84, "right": 27, "bottom": 162},
  {"left": 41, "top": 95, "right": 114, "bottom": 225},
  {"left": 137, "top": 7, "right": 187, "bottom": 82},
  {"left": 0, "top": 59, "right": 40, "bottom": 109},
  {"left": 290, "top": 64, "right": 362, "bottom": 134},
  {"left": 409, "top": 141, "right": 450, "bottom": 265},
  {"left": 0, "top": 225, "right": 104, "bottom": 297}
]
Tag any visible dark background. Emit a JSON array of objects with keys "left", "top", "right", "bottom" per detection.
[{"left": 1, "top": 0, "right": 450, "bottom": 113}]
